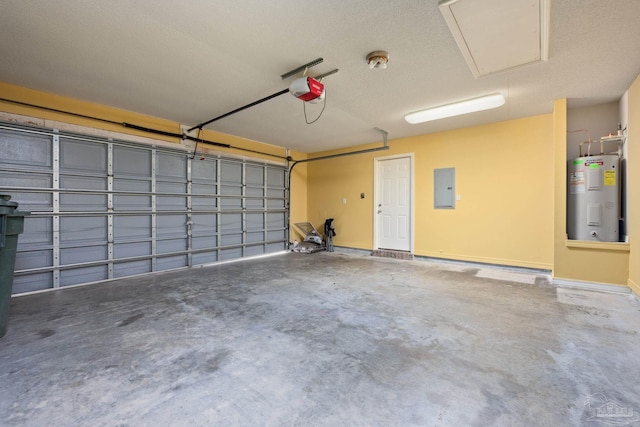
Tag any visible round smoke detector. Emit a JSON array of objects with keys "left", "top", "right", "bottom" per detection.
[{"left": 366, "top": 50, "right": 390, "bottom": 69}]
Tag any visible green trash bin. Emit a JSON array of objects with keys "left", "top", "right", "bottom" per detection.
[{"left": 0, "top": 195, "right": 28, "bottom": 338}]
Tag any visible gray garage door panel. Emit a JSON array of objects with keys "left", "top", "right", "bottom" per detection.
[
  {"left": 61, "top": 265, "right": 108, "bottom": 287},
  {"left": 15, "top": 248, "right": 53, "bottom": 271},
  {"left": 192, "top": 251, "right": 218, "bottom": 266},
  {"left": 13, "top": 273, "right": 53, "bottom": 294},
  {"left": 60, "top": 137, "right": 107, "bottom": 173},
  {"left": 156, "top": 254, "right": 188, "bottom": 271},
  {"left": 60, "top": 175, "right": 108, "bottom": 212},
  {"left": 115, "top": 260, "right": 152, "bottom": 278},
  {"left": 114, "top": 146, "right": 151, "bottom": 176},
  {"left": 60, "top": 245, "right": 107, "bottom": 265},
  {"left": 0, "top": 129, "right": 52, "bottom": 167},
  {"left": 61, "top": 216, "right": 108, "bottom": 243},
  {"left": 0, "top": 121, "right": 288, "bottom": 294}
]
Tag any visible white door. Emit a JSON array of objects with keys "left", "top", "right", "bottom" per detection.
[{"left": 376, "top": 156, "right": 412, "bottom": 251}]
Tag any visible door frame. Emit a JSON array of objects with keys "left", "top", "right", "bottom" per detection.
[{"left": 373, "top": 153, "right": 415, "bottom": 252}]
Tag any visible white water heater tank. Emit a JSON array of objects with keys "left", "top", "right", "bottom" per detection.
[{"left": 567, "top": 154, "right": 620, "bottom": 242}]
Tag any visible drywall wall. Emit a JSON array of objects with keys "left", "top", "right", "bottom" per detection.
[
  {"left": 567, "top": 102, "right": 620, "bottom": 161},
  {"left": 305, "top": 142, "right": 382, "bottom": 250},
  {"left": 289, "top": 160, "right": 308, "bottom": 242},
  {"left": 627, "top": 73, "right": 640, "bottom": 294},
  {"left": 619, "top": 92, "right": 629, "bottom": 241},
  {"left": 307, "top": 114, "right": 555, "bottom": 270}
]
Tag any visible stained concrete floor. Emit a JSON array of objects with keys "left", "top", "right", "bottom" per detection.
[{"left": 1, "top": 252, "right": 639, "bottom": 427}]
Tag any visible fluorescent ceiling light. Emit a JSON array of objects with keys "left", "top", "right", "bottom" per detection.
[
  {"left": 439, "top": 0, "right": 550, "bottom": 78},
  {"left": 404, "top": 93, "right": 505, "bottom": 124}
]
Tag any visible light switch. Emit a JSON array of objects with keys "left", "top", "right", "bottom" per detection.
[{"left": 342, "top": 198, "right": 347, "bottom": 205}]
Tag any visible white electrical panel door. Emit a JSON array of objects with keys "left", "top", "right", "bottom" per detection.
[{"left": 434, "top": 168, "right": 455, "bottom": 209}]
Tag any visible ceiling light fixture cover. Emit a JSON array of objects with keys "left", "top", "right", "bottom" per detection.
[
  {"left": 404, "top": 93, "right": 505, "bottom": 124},
  {"left": 366, "top": 51, "right": 389, "bottom": 69}
]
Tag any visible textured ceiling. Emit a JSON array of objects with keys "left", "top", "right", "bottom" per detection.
[{"left": 1, "top": 0, "right": 640, "bottom": 153}]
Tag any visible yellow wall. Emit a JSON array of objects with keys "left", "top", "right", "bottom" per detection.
[
  {"left": 3, "top": 81, "right": 635, "bottom": 287},
  {"left": 308, "top": 115, "right": 555, "bottom": 270},
  {"left": 289, "top": 159, "right": 308, "bottom": 241},
  {"left": 628, "top": 74, "right": 640, "bottom": 293},
  {"left": 305, "top": 142, "right": 385, "bottom": 249},
  {"left": 552, "top": 99, "right": 630, "bottom": 286},
  {"left": 0, "top": 82, "right": 308, "bottom": 236},
  {"left": 0, "top": 82, "right": 289, "bottom": 161}
]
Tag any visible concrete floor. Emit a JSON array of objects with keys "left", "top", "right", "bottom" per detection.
[{"left": 1, "top": 252, "right": 639, "bottom": 427}]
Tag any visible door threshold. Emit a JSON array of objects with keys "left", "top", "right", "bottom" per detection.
[{"left": 371, "top": 249, "right": 414, "bottom": 260}]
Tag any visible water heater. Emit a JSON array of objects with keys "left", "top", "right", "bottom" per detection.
[{"left": 567, "top": 154, "right": 620, "bottom": 241}]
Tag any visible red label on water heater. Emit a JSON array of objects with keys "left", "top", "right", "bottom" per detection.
[{"left": 584, "top": 159, "right": 604, "bottom": 166}]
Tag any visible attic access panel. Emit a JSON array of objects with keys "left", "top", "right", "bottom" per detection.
[{"left": 439, "top": 0, "right": 550, "bottom": 77}]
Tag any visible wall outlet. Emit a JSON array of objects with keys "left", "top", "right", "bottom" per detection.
[{"left": 342, "top": 197, "right": 347, "bottom": 205}]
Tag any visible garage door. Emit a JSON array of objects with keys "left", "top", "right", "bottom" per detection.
[{"left": 0, "top": 121, "right": 288, "bottom": 294}]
